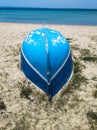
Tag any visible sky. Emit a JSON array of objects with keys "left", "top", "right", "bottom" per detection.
[{"left": 0, "top": 0, "right": 97, "bottom": 9}]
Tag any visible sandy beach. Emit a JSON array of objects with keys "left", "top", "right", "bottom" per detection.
[{"left": 0, "top": 22, "right": 97, "bottom": 130}]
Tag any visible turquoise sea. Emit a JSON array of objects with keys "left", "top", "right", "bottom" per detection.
[{"left": 0, "top": 8, "right": 97, "bottom": 25}]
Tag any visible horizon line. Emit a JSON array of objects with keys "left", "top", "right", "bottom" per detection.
[{"left": 0, "top": 6, "right": 97, "bottom": 10}]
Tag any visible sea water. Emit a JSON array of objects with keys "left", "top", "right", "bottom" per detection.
[{"left": 0, "top": 8, "right": 97, "bottom": 25}]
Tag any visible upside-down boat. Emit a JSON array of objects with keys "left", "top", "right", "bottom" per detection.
[{"left": 21, "top": 28, "right": 73, "bottom": 100}]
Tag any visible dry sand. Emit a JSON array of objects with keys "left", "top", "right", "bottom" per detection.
[{"left": 0, "top": 23, "right": 97, "bottom": 130}]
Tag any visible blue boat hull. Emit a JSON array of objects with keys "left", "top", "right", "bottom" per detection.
[{"left": 21, "top": 28, "right": 73, "bottom": 98}]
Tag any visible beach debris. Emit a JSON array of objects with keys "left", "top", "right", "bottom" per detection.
[
  {"left": 20, "top": 85, "right": 34, "bottom": 102},
  {"left": 21, "top": 28, "right": 73, "bottom": 100},
  {"left": 0, "top": 98, "right": 6, "bottom": 110}
]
